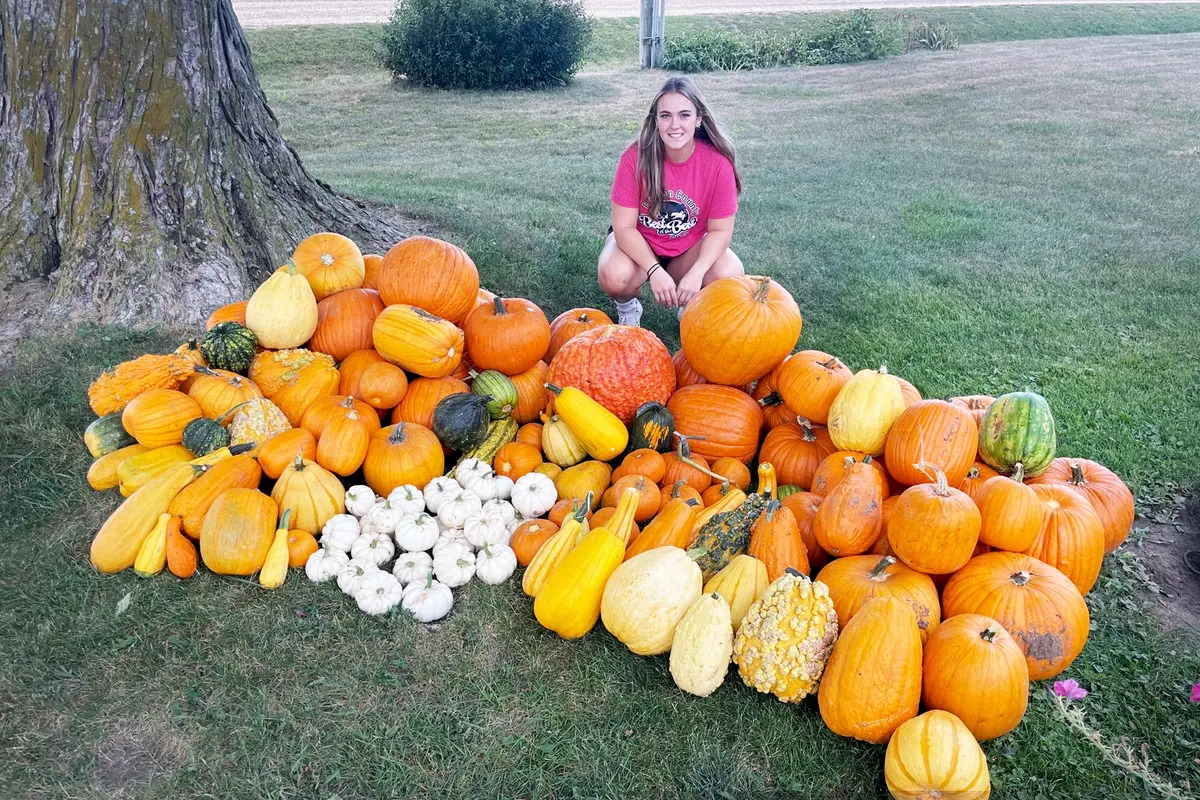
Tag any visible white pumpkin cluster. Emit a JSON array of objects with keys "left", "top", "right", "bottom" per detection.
[{"left": 302, "top": 463, "right": 552, "bottom": 623}]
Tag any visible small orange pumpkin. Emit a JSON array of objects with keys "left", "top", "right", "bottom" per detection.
[
  {"left": 356, "top": 362, "right": 408, "bottom": 410},
  {"left": 511, "top": 519, "right": 561, "bottom": 566},
  {"left": 493, "top": 441, "right": 542, "bottom": 481},
  {"left": 361, "top": 253, "right": 384, "bottom": 291},
  {"left": 888, "top": 463, "right": 981, "bottom": 575},
  {"left": 287, "top": 528, "right": 320, "bottom": 568},
  {"left": 394, "top": 376, "right": 470, "bottom": 429},
  {"left": 291, "top": 232, "right": 365, "bottom": 300},
  {"left": 205, "top": 300, "right": 248, "bottom": 330},
  {"left": 748, "top": 499, "right": 810, "bottom": 579},
  {"left": 613, "top": 449, "right": 668, "bottom": 484},
  {"left": 362, "top": 422, "right": 444, "bottom": 495},
  {"left": 547, "top": 308, "right": 612, "bottom": 362},
  {"left": 509, "top": 360, "right": 550, "bottom": 424},
  {"left": 774, "top": 349, "right": 854, "bottom": 425},
  {"left": 257, "top": 429, "right": 317, "bottom": 480}
]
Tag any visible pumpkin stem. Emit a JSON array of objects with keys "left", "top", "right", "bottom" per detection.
[
  {"left": 1011, "top": 462, "right": 1026, "bottom": 483},
  {"left": 215, "top": 399, "right": 255, "bottom": 425},
  {"left": 913, "top": 460, "right": 950, "bottom": 496},
  {"left": 1010, "top": 570, "right": 1032, "bottom": 586},
  {"left": 493, "top": 296, "right": 506, "bottom": 315},
  {"left": 966, "top": 465, "right": 981, "bottom": 479},
  {"left": 868, "top": 555, "right": 897, "bottom": 580},
  {"left": 543, "top": 382, "right": 563, "bottom": 395},
  {"left": 673, "top": 438, "right": 729, "bottom": 484},
  {"left": 758, "top": 391, "right": 785, "bottom": 409},
  {"left": 878, "top": 364, "right": 890, "bottom": 374},
  {"left": 284, "top": 258, "right": 298, "bottom": 275},
  {"left": 795, "top": 416, "right": 818, "bottom": 442},
  {"left": 819, "top": 357, "right": 842, "bottom": 371},
  {"left": 291, "top": 452, "right": 307, "bottom": 471},
  {"left": 1068, "top": 462, "right": 1086, "bottom": 486},
  {"left": 193, "top": 364, "right": 220, "bottom": 377},
  {"left": 980, "top": 625, "right": 998, "bottom": 643},
  {"left": 784, "top": 566, "right": 803, "bottom": 577},
  {"left": 340, "top": 396, "right": 355, "bottom": 409},
  {"left": 572, "top": 492, "right": 594, "bottom": 522},
  {"left": 389, "top": 423, "right": 408, "bottom": 444},
  {"left": 228, "top": 442, "right": 256, "bottom": 456},
  {"left": 751, "top": 276, "right": 773, "bottom": 302}
]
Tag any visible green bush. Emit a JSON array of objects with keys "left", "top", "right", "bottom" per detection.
[
  {"left": 381, "top": 0, "right": 592, "bottom": 90},
  {"left": 664, "top": 10, "right": 909, "bottom": 73}
]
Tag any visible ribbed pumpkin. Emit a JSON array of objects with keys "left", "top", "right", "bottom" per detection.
[
  {"left": 709, "top": 457, "right": 751, "bottom": 491},
  {"left": 169, "top": 454, "right": 263, "bottom": 537},
  {"left": 394, "top": 376, "right": 470, "bottom": 429},
  {"left": 510, "top": 519, "right": 560, "bottom": 566},
  {"left": 975, "top": 472, "right": 1043, "bottom": 551},
  {"left": 895, "top": 376, "right": 922, "bottom": 407},
  {"left": 817, "top": 555, "right": 940, "bottom": 644},
  {"left": 257, "top": 429, "right": 317, "bottom": 480},
  {"left": 510, "top": 360, "right": 550, "bottom": 424},
  {"left": 121, "top": 389, "right": 203, "bottom": 448},
  {"left": 540, "top": 412, "right": 587, "bottom": 467},
  {"left": 703, "top": 554, "right": 769, "bottom": 632},
  {"left": 270, "top": 455, "right": 345, "bottom": 534},
  {"left": 884, "top": 711, "right": 991, "bottom": 800},
  {"left": 547, "top": 325, "right": 675, "bottom": 424},
  {"left": 1022, "top": 484, "right": 1106, "bottom": 595},
  {"left": 668, "top": 384, "right": 763, "bottom": 464},
  {"left": 775, "top": 350, "right": 853, "bottom": 425},
  {"left": 680, "top": 275, "right": 802, "bottom": 386},
  {"left": 290, "top": 232, "right": 365, "bottom": 301},
  {"left": 246, "top": 261, "right": 319, "bottom": 349},
  {"left": 186, "top": 367, "right": 262, "bottom": 419},
  {"left": 1028, "top": 458, "right": 1134, "bottom": 553},
  {"left": 818, "top": 596, "right": 922, "bottom": 744},
  {"left": 376, "top": 236, "right": 480, "bottom": 325},
  {"left": 547, "top": 308, "right": 612, "bottom": 362},
  {"left": 362, "top": 422, "right": 444, "bottom": 495},
  {"left": 884, "top": 399, "right": 978, "bottom": 487},
  {"left": 977, "top": 390, "right": 1057, "bottom": 477},
  {"left": 950, "top": 394, "right": 995, "bottom": 427},
  {"left": 748, "top": 500, "right": 809, "bottom": 579},
  {"left": 942, "top": 551, "right": 1089, "bottom": 681},
  {"left": 464, "top": 297, "right": 551, "bottom": 376},
  {"left": 315, "top": 404, "right": 374, "bottom": 476},
  {"left": 361, "top": 252, "right": 384, "bottom": 290},
  {"left": 206, "top": 300, "right": 248, "bottom": 330},
  {"left": 516, "top": 422, "right": 543, "bottom": 449},
  {"left": 956, "top": 461, "right": 1001, "bottom": 501},
  {"left": 781, "top": 491, "right": 827, "bottom": 571},
  {"left": 90, "top": 462, "right": 206, "bottom": 573},
  {"left": 302, "top": 395, "right": 381, "bottom": 440},
  {"left": 601, "top": 546, "right": 703, "bottom": 655},
  {"left": 758, "top": 417, "right": 836, "bottom": 489},
  {"left": 614, "top": 449, "right": 668, "bottom": 484},
  {"left": 922, "top": 614, "right": 1029, "bottom": 741},
  {"left": 888, "top": 463, "right": 981, "bottom": 575},
  {"left": 373, "top": 304, "right": 464, "bottom": 378},
  {"left": 814, "top": 457, "right": 885, "bottom": 557},
  {"left": 308, "top": 288, "right": 385, "bottom": 361},
  {"left": 827, "top": 366, "right": 906, "bottom": 456},
  {"left": 199, "top": 488, "right": 277, "bottom": 574}
]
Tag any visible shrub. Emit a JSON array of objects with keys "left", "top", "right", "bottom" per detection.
[
  {"left": 381, "top": 0, "right": 592, "bottom": 90},
  {"left": 898, "top": 14, "right": 960, "bottom": 52}
]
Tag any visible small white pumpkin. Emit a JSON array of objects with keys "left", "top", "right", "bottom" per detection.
[
  {"left": 394, "top": 513, "right": 439, "bottom": 552},
  {"left": 355, "top": 571, "right": 404, "bottom": 615},
  {"left": 361, "top": 499, "right": 403, "bottom": 536},
  {"left": 423, "top": 476, "right": 461, "bottom": 513},
  {"left": 304, "top": 547, "right": 349, "bottom": 583},
  {"left": 351, "top": 532, "right": 395, "bottom": 566},
  {"left": 321, "top": 514, "right": 360, "bottom": 553},
  {"left": 492, "top": 475, "right": 514, "bottom": 500},
  {"left": 454, "top": 457, "right": 493, "bottom": 484},
  {"left": 432, "top": 529, "right": 470, "bottom": 558},
  {"left": 393, "top": 550, "right": 434, "bottom": 586},
  {"left": 481, "top": 498, "right": 516, "bottom": 526},
  {"left": 344, "top": 485, "right": 377, "bottom": 517},
  {"left": 462, "top": 469, "right": 501, "bottom": 502},
  {"left": 511, "top": 473, "right": 557, "bottom": 519},
  {"left": 337, "top": 558, "right": 380, "bottom": 595},
  {"left": 433, "top": 543, "right": 475, "bottom": 587},
  {"left": 437, "top": 489, "right": 482, "bottom": 528},
  {"left": 386, "top": 484, "right": 426, "bottom": 516},
  {"left": 463, "top": 509, "right": 509, "bottom": 549},
  {"left": 402, "top": 576, "right": 454, "bottom": 622},
  {"left": 475, "top": 543, "right": 518, "bottom": 585}
]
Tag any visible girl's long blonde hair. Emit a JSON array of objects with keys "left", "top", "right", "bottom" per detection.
[{"left": 636, "top": 76, "right": 742, "bottom": 221}]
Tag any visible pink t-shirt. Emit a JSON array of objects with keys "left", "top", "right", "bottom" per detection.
[{"left": 610, "top": 140, "right": 739, "bottom": 258}]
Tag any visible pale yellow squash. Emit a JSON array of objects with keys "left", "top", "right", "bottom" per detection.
[
  {"left": 600, "top": 546, "right": 703, "bottom": 656},
  {"left": 827, "top": 365, "right": 906, "bottom": 456},
  {"left": 245, "top": 260, "right": 319, "bottom": 349},
  {"left": 670, "top": 593, "right": 734, "bottom": 697},
  {"left": 91, "top": 462, "right": 207, "bottom": 573}
]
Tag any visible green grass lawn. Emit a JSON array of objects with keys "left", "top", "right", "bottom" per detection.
[{"left": 3, "top": 11, "right": 1200, "bottom": 800}]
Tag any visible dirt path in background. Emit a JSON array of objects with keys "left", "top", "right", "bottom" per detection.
[{"left": 232, "top": 0, "right": 1198, "bottom": 27}]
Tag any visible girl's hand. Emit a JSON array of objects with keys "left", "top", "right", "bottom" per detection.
[
  {"left": 675, "top": 270, "right": 704, "bottom": 308},
  {"left": 648, "top": 268, "right": 677, "bottom": 307}
]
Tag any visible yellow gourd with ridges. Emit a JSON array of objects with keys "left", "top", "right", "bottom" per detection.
[
  {"left": 91, "top": 462, "right": 208, "bottom": 573},
  {"left": 522, "top": 493, "right": 592, "bottom": 597},
  {"left": 134, "top": 513, "right": 171, "bottom": 577},
  {"left": 545, "top": 384, "right": 628, "bottom": 461},
  {"left": 534, "top": 488, "right": 639, "bottom": 639},
  {"left": 87, "top": 443, "right": 150, "bottom": 491},
  {"left": 117, "top": 444, "right": 193, "bottom": 496},
  {"left": 703, "top": 554, "right": 769, "bottom": 632},
  {"left": 827, "top": 365, "right": 906, "bottom": 456},
  {"left": 245, "top": 260, "right": 319, "bottom": 349},
  {"left": 540, "top": 413, "right": 587, "bottom": 467},
  {"left": 259, "top": 509, "right": 294, "bottom": 589}
]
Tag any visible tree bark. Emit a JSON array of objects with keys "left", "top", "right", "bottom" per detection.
[{"left": 0, "top": 0, "right": 409, "bottom": 325}]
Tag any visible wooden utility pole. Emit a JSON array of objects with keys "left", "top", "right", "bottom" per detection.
[{"left": 639, "top": 0, "right": 666, "bottom": 69}]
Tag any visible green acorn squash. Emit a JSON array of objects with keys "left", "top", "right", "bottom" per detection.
[
  {"left": 471, "top": 370, "right": 519, "bottom": 419},
  {"left": 628, "top": 401, "right": 675, "bottom": 453},
  {"left": 182, "top": 417, "right": 231, "bottom": 457},
  {"left": 432, "top": 393, "right": 492, "bottom": 452}
]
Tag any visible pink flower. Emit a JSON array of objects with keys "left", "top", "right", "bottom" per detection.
[
  {"left": 1190, "top": 683, "right": 1200, "bottom": 703},
  {"left": 1053, "top": 678, "right": 1088, "bottom": 701}
]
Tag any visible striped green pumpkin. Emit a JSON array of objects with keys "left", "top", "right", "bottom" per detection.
[
  {"left": 201, "top": 322, "right": 258, "bottom": 374},
  {"left": 471, "top": 370, "right": 519, "bottom": 419},
  {"left": 977, "top": 391, "right": 1056, "bottom": 477}
]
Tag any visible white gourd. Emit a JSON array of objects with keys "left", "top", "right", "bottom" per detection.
[
  {"left": 433, "top": 544, "right": 475, "bottom": 587},
  {"left": 355, "top": 571, "right": 404, "bottom": 615},
  {"left": 350, "top": 532, "right": 395, "bottom": 566},
  {"left": 344, "top": 485, "right": 377, "bottom": 517},
  {"left": 393, "top": 551, "right": 434, "bottom": 586},
  {"left": 475, "top": 543, "right": 518, "bottom": 585},
  {"left": 394, "top": 513, "right": 440, "bottom": 552},
  {"left": 423, "top": 476, "right": 461, "bottom": 513},
  {"left": 305, "top": 547, "right": 349, "bottom": 582},
  {"left": 511, "top": 473, "right": 557, "bottom": 519},
  {"left": 337, "top": 558, "right": 380, "bottom": 595},
  {"left": 386, "top": 484, "right": 426, "bottom": 516},
  {"left": 437, "top": 489, "right": 482, "bottom": 528},
  {"left": 402, "top": 577, "right": 454, "bottom": 622},
  {"left": 321, "top": 514, "right": 360, "bottom": 553}
]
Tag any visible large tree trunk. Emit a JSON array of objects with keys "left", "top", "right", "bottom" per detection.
[{"left": 0, "top": 0, "right": 409, "bottom": 325}]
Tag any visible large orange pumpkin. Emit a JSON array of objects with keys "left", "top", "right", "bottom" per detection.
[
  {"left": 887, "top": 464, "right": 980, "bottom": 575},
  {"left": 547, "top": 325, "right": 674, "bottom": 424},
  {"left": 814, "top": 457, "right": 885, "bottom": 556},
  {"left": 1027, "top": 457, "right": 1135, "bottom": 554},
  {"left": 667, "top": 384, "right": 763, "bottom": 464},
  {"left": 393, "top": 376, "right": 470, "bottom": 429},
  {"left": 883, "top": 399, "right": 977, "bottom": 487},
  {"left": 816, "top": 554, "right": 941, "bottom": 643},
  {"left": 680, "top": 275, "right": 801, "bottom": 386},
  {"left": 811, "top": 451, "right": 887, "bottom": 497},
  {"left": 942, "top": 551, "right": 1089, "bottom": 681},
  {"left": 301, "top": 395, "right": 381, "bottom": 440},
  {"left": 256, "top": 428, "right": 317, "bottom": 480},
  {"left": 373, "top": 304, "right": 464, "bottom": 378},
  {"left": 376, "top": 236, "right": 479, "bottom": 324},
  {"left": 315, "top": 403, "right": 374, "bottom": 477},
  {"left": 547, "top": 308, "right": 612, "bottom": 362},
  {"left": 774, "top": 350, "right": 853, "bottom": 425},
  {"left": 308, "top": 288, "right": 385, "bottom": 361},
  {"left": 199, "top": 488, "right": 278, "bottom": 575},
  {"left": 1021, "top": 484, "right": 1106, "bottom": 595},
  {"left": 251, "top": 351, "right": 340, "bottom": 427},
  {"left": 758, "top": 417, "right": 837, "bottom": 489},
  {"left": 362, "top": 422, "right": 444, "bottom": 495},
  {"left": 463, "top": 297, "right": 550, "bottom": 376}
]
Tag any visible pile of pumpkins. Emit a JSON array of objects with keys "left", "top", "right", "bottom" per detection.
[{"left": 80, "top": 231, "right": 1135, "bottom": 799}]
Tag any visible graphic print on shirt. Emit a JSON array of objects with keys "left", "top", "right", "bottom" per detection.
[{"left": 639, "top": 190, "right": 700, "bottom": 240}]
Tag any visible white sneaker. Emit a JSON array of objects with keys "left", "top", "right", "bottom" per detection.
[
  {"left": 616, "top": 298, "right": 643, "bottom": 327},
  {"left": 676, "top": 306, "right": 685, "bottom": 321}
]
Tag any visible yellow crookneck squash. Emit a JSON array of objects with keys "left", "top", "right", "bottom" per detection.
[
  {"left": 91, "top": 462, "right": 209, "bottom": 573},
  {"left": 544, "top": 383, "right": 628, "bottom": 462},
  {"left": 522, "top": 492, "right": 593, "bottom": 597},
  {"left": 534, "top": 488, "right": 639, "bottom": 639},
  {"left": 259, "top": 509, "right": 294, "bottom": 589}
]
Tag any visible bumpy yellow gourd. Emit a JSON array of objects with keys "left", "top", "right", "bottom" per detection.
[
  {"left": 827, "top": 365, "right": 906, "bottom": 456},
  {"left": 522, "top": 493, "right": 592, "bottom": 597},
  {"left": 545, "top": 384, "right": 628, "bottom": 461},
  {"left": 91, "top": 462, "right": 207, "bottom": 573},
  {"left": 534, "top": 489, "right": 639, "bottom": 639},
  {"left": 259, "top": 509, "right": 294, "bottom": 589},
  {"left": 670, "top": 593, "right": 734, "bottom": 697},
  {"left": 133, "top": 513, "right": 172, "bottom": 577},
  {"left": 245, "top": 260, "right": 319, "bottom": 349},
  {"left": 601, "top": 546, "right": 703, "bottom": 655}
]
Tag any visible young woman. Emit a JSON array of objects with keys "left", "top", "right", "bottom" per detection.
[{"left": 599, "top": 76, "right": 745, "bottom": 327}]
